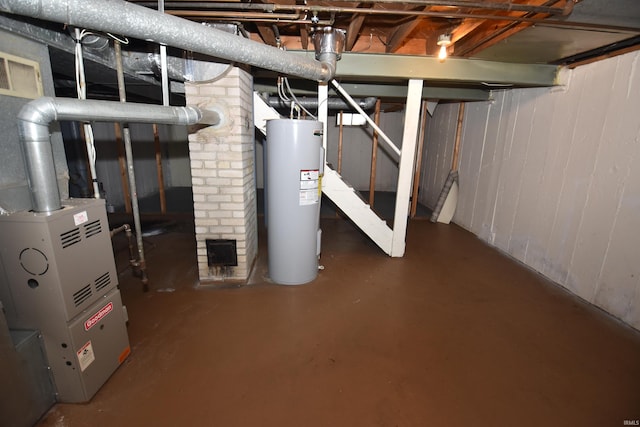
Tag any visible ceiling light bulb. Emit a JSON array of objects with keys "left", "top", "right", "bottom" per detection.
[
  {"left": 437, "top": 33, "right": 452, "bottom": 62},
  {"left": 438, "top": 44, "right": 448, "bottom": 61}
]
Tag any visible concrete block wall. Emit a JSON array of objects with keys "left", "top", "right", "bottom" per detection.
[{"left": 185, "top": 67, "right": 257, "bottom": 283}]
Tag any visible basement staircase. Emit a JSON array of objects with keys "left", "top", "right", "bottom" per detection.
[{"left": 253, "top": 92, "right": 394, "bottom": 255}]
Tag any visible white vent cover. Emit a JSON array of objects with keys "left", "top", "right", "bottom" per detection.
[{"left": 0, "top": 51, "right": 43, "bottom": 99}]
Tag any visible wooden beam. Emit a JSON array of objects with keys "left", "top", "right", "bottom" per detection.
[
  {"left": 114, "top": 122, "right": 132, "bottom": 213},
  {"left": 453, "top": 0, "right": 556, "bottom": 57},
  {"left": 153, "top": 123, "right": 167, "bottom": 214},
  {"left": 256, "top": 24, "right": 278, "bottom": 46},
  {"left": 386, "top": 17, "right": 423, "bottom": 53},
  {"left": 300, "top": 25, "right": 309, "bottom": 50},
  {"left": 346, "top": 14, "right": 366, "bottom": 51}
]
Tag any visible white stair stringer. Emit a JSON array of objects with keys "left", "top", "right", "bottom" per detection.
[
  {"left": 253, "top": 91, "right": 280, "bottom": 136},
  {"left": 322, "top": 166, "right": 393, "bottom": 255}
]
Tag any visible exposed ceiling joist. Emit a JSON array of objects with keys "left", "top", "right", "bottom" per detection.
[{"left": 346, "top": 14, "right": 366, "bottom": 51}]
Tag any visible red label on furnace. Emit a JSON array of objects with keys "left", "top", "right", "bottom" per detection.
[{"left": 84, "top": 302, "right": 113, "bottom": 331}]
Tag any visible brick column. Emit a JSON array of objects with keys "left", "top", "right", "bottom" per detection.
[{"left": 185, "top": 67, "right": 257, "bottom": 283}]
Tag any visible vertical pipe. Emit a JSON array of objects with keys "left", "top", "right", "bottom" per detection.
[
  {"left": 157, "top": 0, "right": 169, "bottom": 214},
  {"left": 410, "top": 100, "right": 428, "bottom": 218},
  {"left": 114, "top": 39, "right": 149, "bottom": 290},
  {"left": 318, "top": 83, "right": 329, "bottom": 154},
  {"left": 368, "top": 99, "right": 381, "bottom": 208},
  {"left": 114, "top": 122, "right": 132, "bottom": 213},
  {"left": 153, "top": 123, "right": 167, "bottom": 213}
]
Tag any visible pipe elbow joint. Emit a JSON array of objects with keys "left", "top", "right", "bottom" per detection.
[
  {"left": 318, "top": 58, "right": 336, "bottom": 82},
  {"left": 17, "top": 97, "right": 57, "bottom": 127}
]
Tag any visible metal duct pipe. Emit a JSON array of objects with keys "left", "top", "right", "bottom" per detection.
[
  {"left": 17, "top": 97, "right": 218, "bottom": 213},
  {"left": 313, "top": 27, "right": 345, "bottom": 80},
  {"left": 0, "top": 0, "right": 338, "bottom": 82},
  {"left": 267, "top": 96, "right": 377, "bottom": 111}
]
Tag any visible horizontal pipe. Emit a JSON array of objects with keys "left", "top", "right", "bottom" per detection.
[
  {"left": 268, "top": 96, "right": 378, "bottom": 111},
  {"left": 17, "top": 97, "right": 217, "bottom": 213},
  {"left": 165, "top": 10, "right": 304, "bottom": 20},
  {"left": 163, "top": 13, "right": 333, "bottom": 25},
  {"left": 133, "top": 0, "right": 570, "bottom": 16},
  {"left": 0, "top": 0, "right": 334, "bottom": 82}
]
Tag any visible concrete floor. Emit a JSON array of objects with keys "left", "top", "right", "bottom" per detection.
[{"left": 38, "top": 217, "right": 640, "bottom": 427}]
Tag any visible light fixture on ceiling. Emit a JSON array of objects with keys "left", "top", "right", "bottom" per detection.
[{"left": 437, "top": 33, "right": 452, "bottom": 62}]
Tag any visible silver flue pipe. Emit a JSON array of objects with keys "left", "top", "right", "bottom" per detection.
[
  {"left": 0, "top": 0, "right": 339, "bottom": 82},
  {"left": 17, "top": 97, "right": 219, "bottom": 212}
]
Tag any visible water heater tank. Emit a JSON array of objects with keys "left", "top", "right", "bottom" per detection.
[{"left": 266, "top": 119, "right": 323, "bottom": 285}]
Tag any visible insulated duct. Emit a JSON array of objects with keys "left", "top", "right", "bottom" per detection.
[
  {"left": 0, "top": 0, "right": 341, "bottom": 82},
  {"left": 17, "top": 97, "right": 219, "bottom": 213},
  {"left": 267, "top": 96, "right": 377, "bottom": 111}
]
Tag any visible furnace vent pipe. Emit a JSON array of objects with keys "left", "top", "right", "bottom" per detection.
[
  {"left": 0, "top": 0, "right": 337, "bottom": 82},
  {"left": 17, "top": 97, "right": 218, "bottom": 213}
]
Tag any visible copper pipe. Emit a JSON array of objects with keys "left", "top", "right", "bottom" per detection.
[
  {"left": 135, "top": 1, "right": 571, "bottom": 16},
  {"left": 124, "top": 1, "right": 640, "bottom": 33},
  {"left": 153, "top": 3, "right": 583, "bottom": 28},
  {"left": 164, "top": 10, "right": 303, "bottom": 19}
]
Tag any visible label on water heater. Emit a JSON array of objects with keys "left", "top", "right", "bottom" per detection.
[{"left": 300, "top": 169, "right": 319, "bottom": 205}]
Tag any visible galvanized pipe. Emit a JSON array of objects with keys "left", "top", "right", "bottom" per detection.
[
  {"left": 0, "top": 0, "right": 336, "bottom": 82},
  {"left": 115, "top": 39, "right": 147, "bottom": 289},
  {"left": 16, "top": 97, "right": 217, "bottom": 212}
]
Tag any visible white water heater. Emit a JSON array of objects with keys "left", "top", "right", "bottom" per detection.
[{"left": 266, "top": 119, "right": 323, "bottom": 285}]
